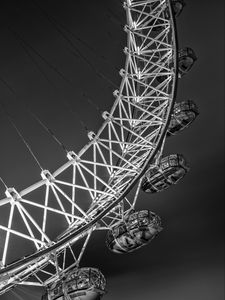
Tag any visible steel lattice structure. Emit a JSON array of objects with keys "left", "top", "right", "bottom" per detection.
[{"left": 0, "top": 0, "right": 178, "bottom": 296}]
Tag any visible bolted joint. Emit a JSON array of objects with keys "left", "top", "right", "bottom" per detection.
[
  {"left": 123, "top": 0, "right": 132, "bottom": 9},
  {"left": 130, "top": 21, "right": 137, "bottom": 30},
  {"left": 133, "top": 95, "right": 141, "bottom": 103},
  {"left": 41, "top": 170, "right": 55, "bottom": 183},
  {"left": 123, "top": 47, "right": 129, "bottom": 55},
  {"left": 123, "top": 2, "right": 128, "bottom": 9},
  {"left": 113, "top": 89, "right": 120, "bottom": 98},
  {"left": 119, "top": 69, "right": 126, "bottom": 77},
  {"left": 102, "top": 111, "right": 111, "bottom": 121},
  {"left": 123, "top": 25, "right": 131, "bottom": 33},
  {"left": 67, "top": 151, "right": 80, "bottom": 163},
  {"left": 5, "top": 188, "right": 21, "bottom": 202},
  {"left": 136, "top": 46, "right": 141, "bottom": 55},
  {"left": 88, "top": 131, "right": 96, "bottom": 141},
  {"left": 136, "top": 68, "right": 142, "bottom": 79}
]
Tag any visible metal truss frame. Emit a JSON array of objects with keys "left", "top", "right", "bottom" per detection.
[{"left": 0, "top": 0, "right": 178, "bottom": 295}]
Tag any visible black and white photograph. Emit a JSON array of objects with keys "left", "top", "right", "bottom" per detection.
[{"left": 0, "top": 0, "right": 224, "bottom": 299}]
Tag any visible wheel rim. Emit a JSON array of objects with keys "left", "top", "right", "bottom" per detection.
[{"left": 0, "top": 0, "right": 178, "bottom": 295}]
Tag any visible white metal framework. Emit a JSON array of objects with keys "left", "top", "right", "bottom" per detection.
[{"left": 0, "top": 0, "right": 178, "bottom": 295}]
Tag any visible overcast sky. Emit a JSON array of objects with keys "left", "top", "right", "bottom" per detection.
[{"left": 0, "top": 0, "right": 224, "bottom": 299}]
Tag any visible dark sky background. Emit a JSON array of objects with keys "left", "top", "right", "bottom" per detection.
[{"left": 0, "top": 0, "right": 224, "bottom": 299}]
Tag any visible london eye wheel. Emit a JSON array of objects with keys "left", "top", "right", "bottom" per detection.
[{"left": 0, "top": 0, "right": 198, "bottom": 299}]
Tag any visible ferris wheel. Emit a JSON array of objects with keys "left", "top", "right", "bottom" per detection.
[{"left": 0, "top": 0, "right": 199, "bottom": 299}]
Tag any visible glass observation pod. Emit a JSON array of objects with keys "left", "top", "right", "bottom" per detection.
[
  {"left": 150, "top": 0, "right": 186, "bottom": 31},
  {"left": 172, "top": 0, "right": 186, "bottom": 17},
  {"left": 106, "top": 210, "right": 162, "bottom": 254},
  {"left": 178, "top": 47, "right": 197, "bottom": 78},
  {"left": 41, "top": 268, "right": 106, "bottom": 300},
  {"left": 167, "top": 100, "right": 199, "bottom": 136},
  {"left": 141, "top": 154, "right": 190, "bottom": 193},
  {"left": 156, "top": 47, "right": 197, "bottom": 83}
]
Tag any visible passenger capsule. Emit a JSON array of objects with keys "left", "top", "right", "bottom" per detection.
[
  {"left": 156, "top": 47, "right": 197, "bottom": 83},
  {"left": 171, "top": 0, "right": 186, "bottom": 17},
  {"left": 150, "top": 0, "right": 185, "bottom": 32},
  {"left": 141, "top": 154, "right": 190, "bottom": 193},
  {"left": 106, "top": 210, "right": 162, "bottom": 254},
  {"left": 167, "top": 100, "right": 199, "bottom": 136},
  {"left": 42, "top": 267, "right": 106, "bottom": 300},
  {"left": 178, "top": 47, "right": 197, "bottom": 77}
]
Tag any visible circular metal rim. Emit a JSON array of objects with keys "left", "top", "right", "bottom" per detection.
[{"left": 0, "top": 0, "right": 179, "bottom": 292}]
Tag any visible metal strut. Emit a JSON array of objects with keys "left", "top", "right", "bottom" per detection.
[
  {"left": 0, "top": 176, "right": 8, "bottom": 190},
  {"left": 0, "top": 0, "right": 179, "bottom": 295}
]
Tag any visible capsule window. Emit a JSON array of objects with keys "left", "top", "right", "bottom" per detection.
[{"left": 161, "top": 161, "right": 169, "bottom": 169}]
